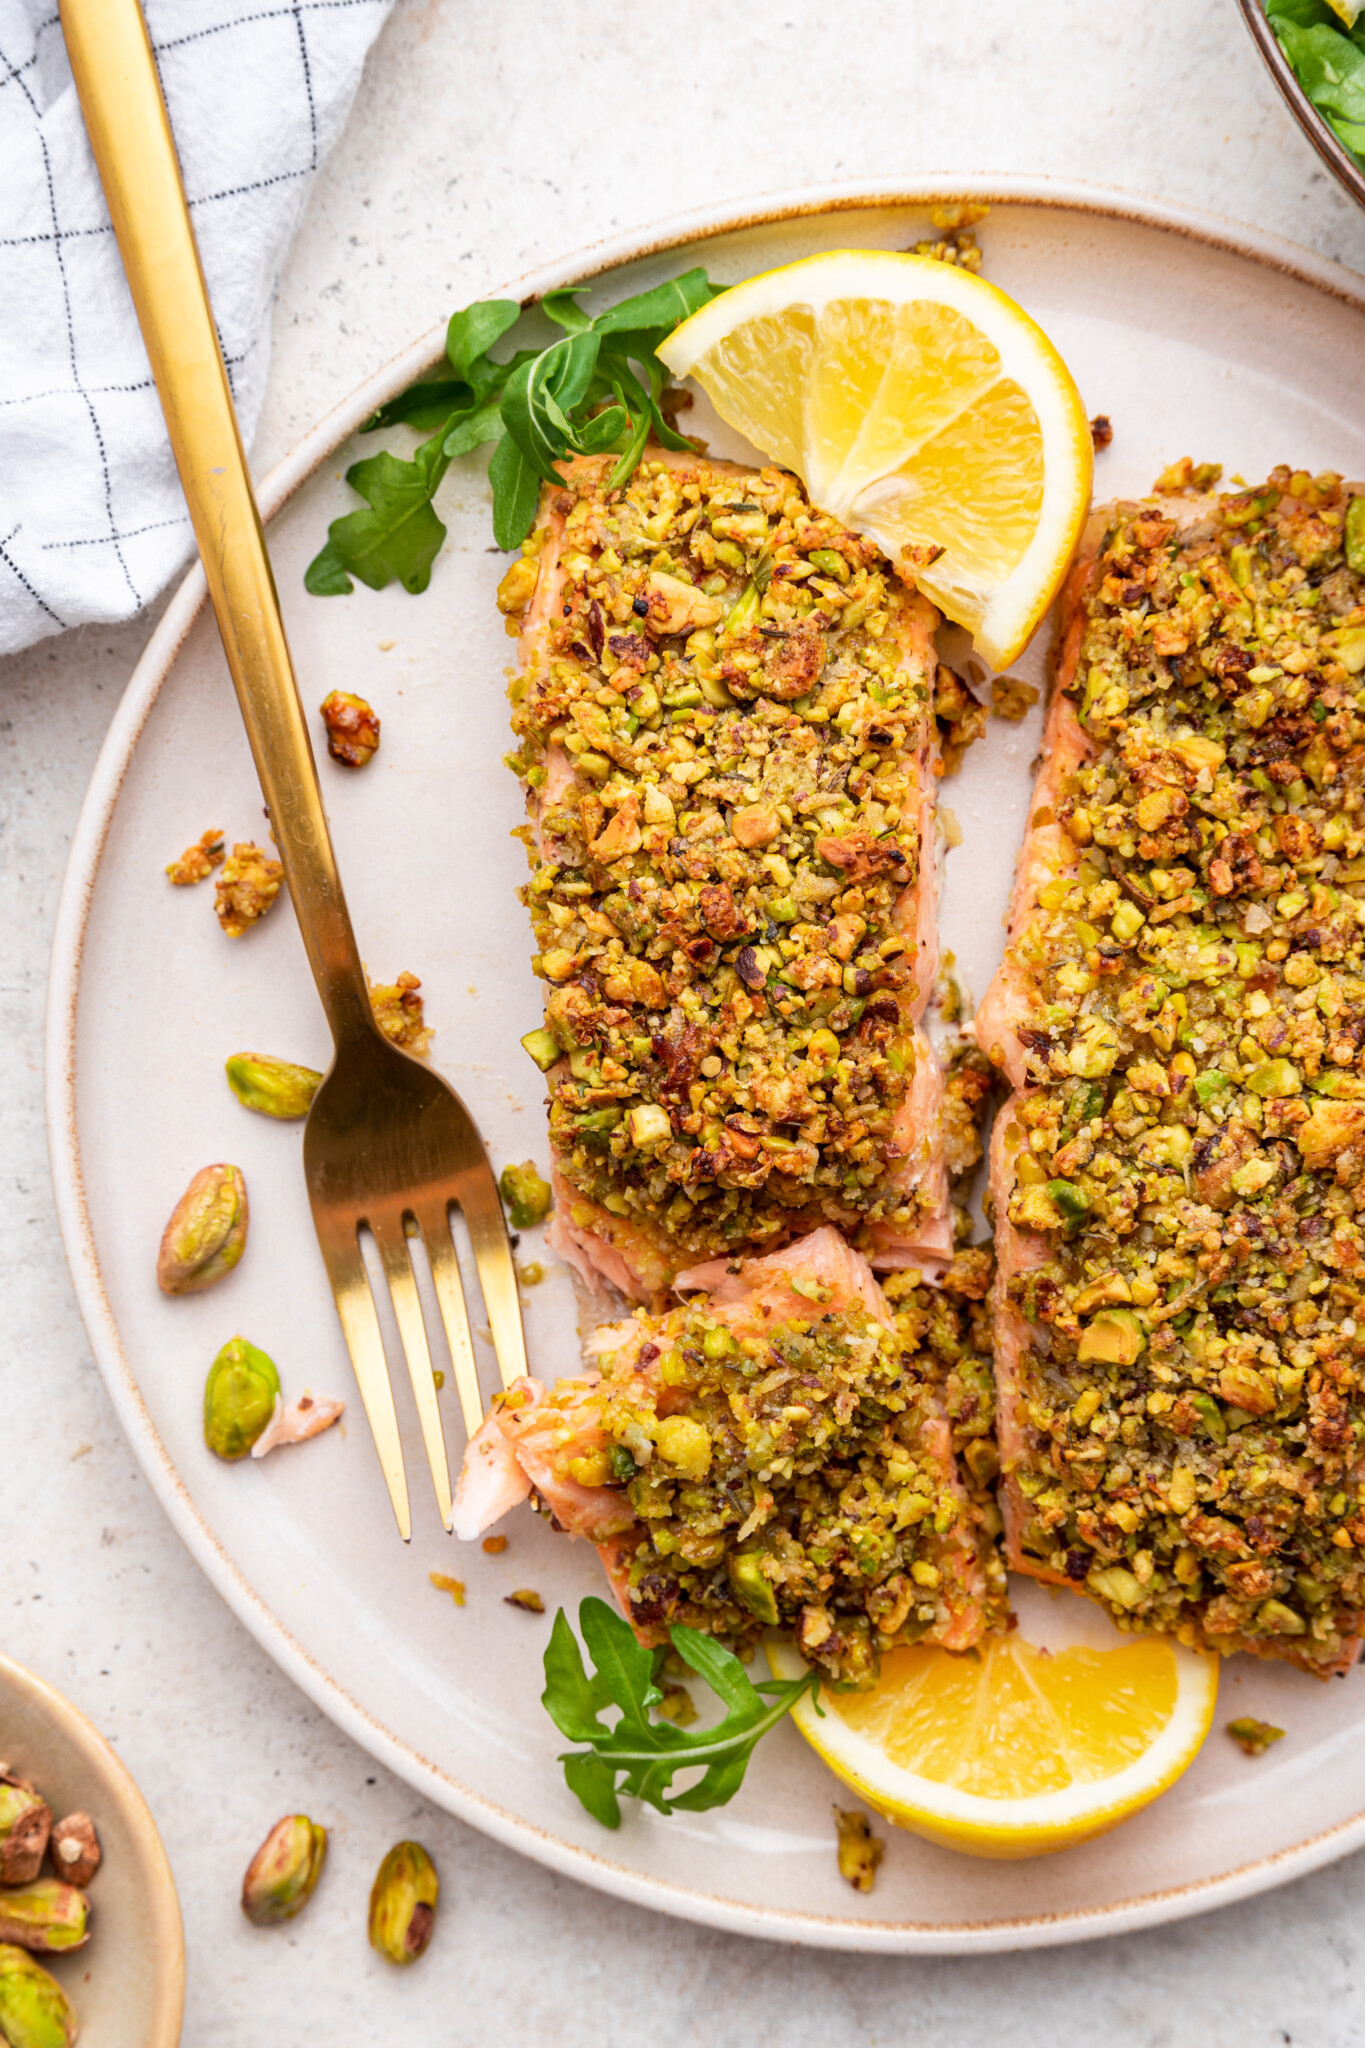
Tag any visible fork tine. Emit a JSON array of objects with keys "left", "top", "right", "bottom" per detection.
[
  {"left": 315, "top": 1223, "right": 411, "bottom": 1542},
  {"left": 459, "top": 1171, "right": 529, "bottom": 1393},
  {"left": 372, "top": 1216, "right": 453, "bottom": 1531},
  {"left": 417, "top": 1203, "right": 486, "bottom": 1443}
]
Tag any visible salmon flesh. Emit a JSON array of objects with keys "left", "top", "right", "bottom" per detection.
[{"left": 454, "top": 1227, "right": 1002, "bottom": 1685}]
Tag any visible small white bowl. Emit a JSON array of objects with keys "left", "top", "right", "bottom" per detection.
[{"left": 0, "top": 1651, "right": 183, "bottom": 2047}]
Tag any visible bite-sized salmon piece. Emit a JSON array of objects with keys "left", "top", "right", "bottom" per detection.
[
  {"left": 976, "top": 469, "right": 1365, "bottom": 1677},
  {"left": 501, "top": 450, "right": 954, "bottom": 1302},
  {"left": 453, "top": 1227, "right": 993, "bottom": 1684}
]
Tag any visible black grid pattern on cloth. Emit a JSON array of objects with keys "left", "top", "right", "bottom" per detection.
[{"left": 0, "top": 0, "right": 392, "bottom": 655}]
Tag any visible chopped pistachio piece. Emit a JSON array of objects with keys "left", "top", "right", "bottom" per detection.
[
  {"left": 165, "top": 826, "right": 224, "bottom": 886},
  {"left": 368, "top": 971, "right": 432, "bottom": 1056},
  {"left": 319, "top": 688, "right": 380, "bottom": 767},
  {"left": 1227, "top": 1716, "right": 1285, "bottom": 1757},
  {"left": 834, "top": 1807, "right": 885, "bottom": 1892},
  {"left": 214, "top": 841, "right": 282, "bottom": 936},
  {"left": 498, "top": 1160, "right": 552, "bottom": 1231}
]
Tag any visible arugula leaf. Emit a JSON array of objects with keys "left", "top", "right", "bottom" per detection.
[
  {"left": 591, "top": 267, "right": 720, "bottom": 336},
  {"left": 487, "top": 433, "right": 543, "bottom": 552},
  {"left": 542, "top": 1598, "right": 819, "bottom": 1829},
  {"left": 1267, "top": 0, "right": 1365, "bottom": 162},
  {"left": 304, "top": 267, "right": 726, "bottom": 597},
  {"left": 303, "top": 435, "right": 451, "bottom": 596},
  {"left": 363, "top": 378, "right": 472, "bottom": 435},
  {"left": 446, "top": 298, "right": 521, "bottom": 384}
]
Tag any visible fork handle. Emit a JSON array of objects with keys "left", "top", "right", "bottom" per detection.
[{"left": 61, "top": 0, "right": 375, "bottom": 1050}]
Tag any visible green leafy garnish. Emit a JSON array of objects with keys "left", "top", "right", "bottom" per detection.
[
  {"left": 1266, "top": 0, "right": 1365, "bottom": 167},
  {"left": 305, "top": 269, "right": 723, "bottom": 596},
  {"left": 542, "top": 1596, "right": 819, "bottom": 1829}
]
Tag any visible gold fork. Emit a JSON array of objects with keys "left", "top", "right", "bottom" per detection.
[{"left": 62, "top": 0, "right": 527, "bottom": 1539}]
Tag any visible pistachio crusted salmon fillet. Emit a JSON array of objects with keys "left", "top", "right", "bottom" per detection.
[
  {"left": 453, "top": 1227, "right": 998, "bottom": 1686},
  {"left": 500, "top": 450, "right": 952, "bottom": 1300},
  {"left": 976, "top": 463, "right": 1365, "bottom": 1675}
]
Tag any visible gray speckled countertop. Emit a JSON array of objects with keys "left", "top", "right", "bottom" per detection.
[{"left": 6, "top": 3, "right": 1365, "bottom": 2040}]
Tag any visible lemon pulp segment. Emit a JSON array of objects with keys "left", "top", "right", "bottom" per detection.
[
  {"left": 768, "top": 1628, "right": 1218, "bottom": 1859},
  {"left": 659, "top": 251, "right": 1092, "bottom": 669}
]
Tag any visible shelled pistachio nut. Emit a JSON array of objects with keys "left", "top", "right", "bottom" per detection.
[
  {"left": 203, "top": 1338, "right": 281, "bottom": 1461},
  {"left": 0, "top": 1884, "right": 89, "bottom": 1955},
  {"left": 47, "top": 1816, "right": 99, "bottom": 1891},
  {"left": 367, "top": 1841, "right": 438, "bottom": 1965},
  {"left": 0, "top": 1945, "right": 77, "bottom": 2048},
  {"left": 157, "top": 1163, "right": 248, "bottom": 1295},
  {"left": 224, "top": 1053, "right": 321, "bottom": 1120},
  {"left": 0, "top": 1779, "right": 50, "bottom": 1888},
  {"left": 241, "top": 1814, "right": 327, "bottom": 1926}
]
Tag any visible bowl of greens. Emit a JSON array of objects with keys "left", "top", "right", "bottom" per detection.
[{"left": 1238, "top": 0, "right": 1365, "bottom": 209}]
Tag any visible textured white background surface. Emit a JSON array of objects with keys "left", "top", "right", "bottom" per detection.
[{"left": 6, "top": 3, "right": 1365, "bottom": 2041}]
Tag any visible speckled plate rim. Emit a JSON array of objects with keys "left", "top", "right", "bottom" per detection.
[
  {"left": 44, "top": 175, "right": 1365, "bottom": 1954},
  {"left": 0, "top": 1650, "right": 186, "bottom": 2042}
]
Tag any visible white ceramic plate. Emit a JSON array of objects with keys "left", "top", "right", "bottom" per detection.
[{"left": 47, "top": 181, "right": 1365, "bottom": 1952}]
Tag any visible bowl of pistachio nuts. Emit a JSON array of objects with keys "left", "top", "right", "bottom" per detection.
[{"left": 0, "top": 1651, "right": 183, "bottom": 2047}]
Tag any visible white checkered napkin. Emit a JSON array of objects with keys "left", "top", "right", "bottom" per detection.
[{"left": 0, "top": 0, "right": 393, "bottom": 658}]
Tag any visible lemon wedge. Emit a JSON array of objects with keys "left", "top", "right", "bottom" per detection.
[
  {"left": 658, "top": 250, "right": 1093, "bottom": 669},
  {"left": 768, "top": 1628, "right": 1218, "bottom": 1860}
]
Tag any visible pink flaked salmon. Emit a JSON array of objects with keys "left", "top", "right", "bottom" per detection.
[
  {"left": 500, "top": 450, "right": 954, "bottom": 1302},
  {"left": 454, "top": 1226, "right": 995, "bottom": 1685},
  {"left": 976, "top": 465, "right": 1365, "bottom": 1676}
]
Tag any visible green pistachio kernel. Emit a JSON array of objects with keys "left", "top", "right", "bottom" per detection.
[
  {"left": 241, "top": 1815, "right": 328, "bottom": 1926},
  {"left": 368, "top": 1842, "right": 438, "bottom": 1966},
  {"left": 1227, "top": 1717, "right": 1285, "bottom": 1757},
  {"left": 225, "top": 1052, "right": 322, "bottom": 1120},
  {"left": 1247, "top": 1058, "right": 1301, "bottom": 1098},
  {"left": 728, "top": 1551, "right": 779, "bottom": 1626},
  {"left": 204, "top": 1337, "right": 280, "bottom": 1461},
  {"left": 1189, "top": 1390, "right": 1227, "bottom": 1444},
  {"left": 0, "top": 1884, "right": 89, "bottom": 1956},
  {"left": 1047, "top": 1178, "right": 1090, "bottom": 1221},
  {"left": 157, "top": 1163, "right": 248, "bottom": 1296},
  {"left": 0, "top": 1946, "right": 77, "bottom": 2048},
  {"left": 498, "top": 1160, "right": 552, "bottom": 1231},
  {"left": 520, "top": 1028, "right": 561, "bottom": 1072},
  {"left": 1346, "top": 496, "right": 1365, "bottom": 576},
  {"left": 1076, "top": 1307, "right": 1146, "bottom": 1366},
  {"left": 1086, "top": 1565, "right": 1144, "bottom": 1610}
]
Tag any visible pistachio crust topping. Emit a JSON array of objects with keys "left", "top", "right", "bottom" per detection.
[
  {"left": 997, "top": 467, "right": 1365, "bottom": 1670},
  {"left": 504, "top": 455, "right": 943, "bottom": 1280},
  {"left": 524, "top": 1274, "right": 998, "bottom": 1689}
]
